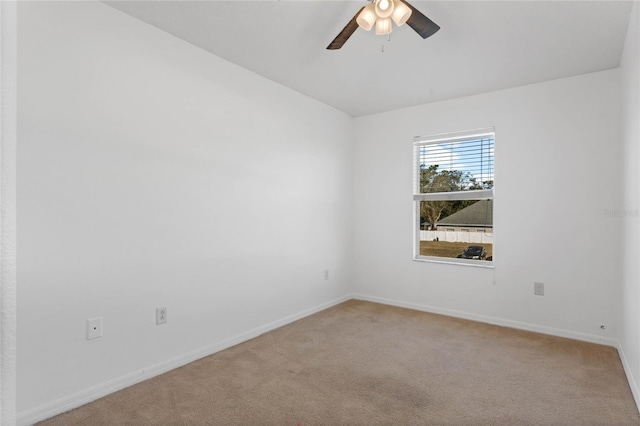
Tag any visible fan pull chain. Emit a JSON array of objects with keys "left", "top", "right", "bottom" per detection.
[{"left": 381, "top": 34, "right": 391, "bottom": 53}]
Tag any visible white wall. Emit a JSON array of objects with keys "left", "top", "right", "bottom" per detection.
[
  {"left": 17, "top": 1, "right": 352, "bottom": 420},
  {"left": 1, "top": 2, "right": 18, "bottom": 425},
  {"left": 620, "top": 0, "right": 640, "bottom": 406},
  {"left": 352, "top": 69, "right": 623, "bottom": 342}
]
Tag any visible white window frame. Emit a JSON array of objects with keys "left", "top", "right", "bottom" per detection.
[{"left": 412, "top": 128, "right": 495, "bottom": 267}]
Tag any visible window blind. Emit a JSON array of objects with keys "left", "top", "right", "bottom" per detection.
[{"left": 413, "top": 129, "right": 494, "bottom": 201}]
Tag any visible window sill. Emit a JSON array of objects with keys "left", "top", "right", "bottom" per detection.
[{"left": 413, "top": 256, "right": 495, "bottom": 269}]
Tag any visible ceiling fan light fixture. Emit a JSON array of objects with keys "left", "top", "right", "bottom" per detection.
[
  {"left": 375, "top": 0, "right": 394, "bottom": 19},
  {"left": 375, "top": 17, "right": 393, "bottom": 35},
  {"left": 326, "top": 0, "right": 439, "bottom": 50},
  {"left": 356, "top": 3, "right": 377, "bottom": 31},
  {"left": 391, "top": 0, "right": 412, "bottom": 26}
]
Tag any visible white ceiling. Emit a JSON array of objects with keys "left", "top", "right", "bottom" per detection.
[{"left": 104, "top": 1, "right": 633, "bottom": 117}]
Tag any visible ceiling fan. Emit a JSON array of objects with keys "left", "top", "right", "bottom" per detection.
[{"left": 327, "top": 0, "right": 440, "bottom": 50}]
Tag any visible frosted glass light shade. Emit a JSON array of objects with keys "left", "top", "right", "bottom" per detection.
[
  {"left": 356, "top": 3, "right": 377, "bottom": 31},
  {"left": 375, "top": 17, "right": 393, "bottom": 35},
  {"left": 391, "top": 0, "right": 412, "bottom": 26},
  {"left": 375, "top": 0, "right": 394, "bottom": 19}
]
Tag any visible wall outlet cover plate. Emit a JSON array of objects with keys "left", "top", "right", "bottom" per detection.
[
  {"left": 87, "top": 317, "right": 103, "bottom": 340},
  {"left": 156, "top": 307, "right": 167, "bottom": 325}
]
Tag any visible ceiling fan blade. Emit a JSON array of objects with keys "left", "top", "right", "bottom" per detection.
[
  {"left": 400, "top": 0, "right": 440, "bottom": 39},
  {"left": 326, "top": 6, "right": 365, "bottom": 50}
]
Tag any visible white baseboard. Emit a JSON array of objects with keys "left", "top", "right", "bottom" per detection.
[
  {"left": 17, "top": 294, "right": 352, "bottom": 426},
  {"left": 352, "top": 293, "right": 619, "bottom": 347},
  {"left": 616, "top": 340, "right": 640, "bottom": 413}
]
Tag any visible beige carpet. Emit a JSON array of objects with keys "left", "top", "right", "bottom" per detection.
[{"left": 39, "top": 300, "right": 639, "bottom": 425}]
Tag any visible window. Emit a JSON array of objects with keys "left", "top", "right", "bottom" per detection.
[{"left": 413, "top": 128, "right": 494, "bottom": 265}]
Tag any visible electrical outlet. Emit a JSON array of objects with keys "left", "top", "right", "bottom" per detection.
[
  {"left": 87, "top": 317, "right": 103, "bottom": 340},
  {"left": 324, "top": 269, "right": 330, "bottom": 280},
  {"left": 534, "top": 282, "right": 544, "bottom": 296},
  {"left": 156, "top": 307, "right": 167, "bottom": 325}
]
